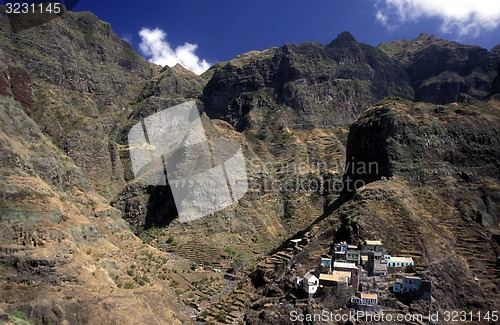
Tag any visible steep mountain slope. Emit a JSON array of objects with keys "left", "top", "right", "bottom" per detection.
[
  {"left": 1, "top": 6, "right": 500, "bottom": 324},
  {"left": 240, "top": 100, "right": 500, "bottom": 324},
  {"left": 203, "top": 32, "right": 499, "bottom": 136},
  {"left": 111, "top": 62, "right": 343, "bottom": 277},
  {"left": 0, "top": 96, "right": 193, "bottom": 324},
  {"left": 0, "top": 8, "right": 195, "bottom": 324},
  {"left": 339, "top": 100, "right": 500, "bottom": 302},
  {"left": 0, "top": 9, "right": 347, "bottom": 323},
  {"left": 202, "top": 32, "right": 414, "bottom": 131},
  {"left": 0, "top": 8, "right": 154, "bottom": 199},
  {"left": 379, "top": 33, "right": 499, "bottom": 104}
]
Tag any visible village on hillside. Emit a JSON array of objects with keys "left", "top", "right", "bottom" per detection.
[{"left": 294, "top": 239, "right": 432, "bottom": 314}]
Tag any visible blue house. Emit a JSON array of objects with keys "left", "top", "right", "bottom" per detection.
[{"left": 320, "top": 257, "right": 332, "bottom": 270}]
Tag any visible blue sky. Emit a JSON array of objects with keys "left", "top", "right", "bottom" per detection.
[{"left": 73, "top": 0, "right": 500, "bottom": 74}]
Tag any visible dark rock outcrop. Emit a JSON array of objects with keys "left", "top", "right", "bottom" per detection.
[
  {"left": 491, "top": 62, "right": 500, "bottom": 96},
  {"left": 344, "top": 101, "right": 500, "bottom": 190},
  {"left": 202, "top": 32, "right": 414, "bottom": 131},
  {"left": 0, "top": 66, "right": 32, "bottom": 114},
  {"left": 379, "top": 34, "right": 500, "bottom": 104},
  {"left": 338, "top": 100, "right": 500, "bottom": 308},
  {"left": 204, "top": 32, "right": 499, "bottom": 134},
  {"left": 241, "top": 100, "right": 500, "bottom": 323}
]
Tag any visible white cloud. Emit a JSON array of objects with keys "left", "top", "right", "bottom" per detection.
[
  {"left": 138, "top": 27, "right": 211, "bottom": 75},
  {"left": 375, "top": 0, "right": 500, "bottom": 36}
]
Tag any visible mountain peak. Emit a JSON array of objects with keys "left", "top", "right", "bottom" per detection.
[
  {"left": 416, "top": 33, "right": 438, "bottom": 42},
  {"left": 328, "top": 31, "right": 357, "bottom": 47},
  {"left": 337, "top": 31, "right": 356, "bottom": 42}
]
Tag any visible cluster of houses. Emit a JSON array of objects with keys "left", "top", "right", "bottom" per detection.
[{"left": 295, "top": 240, "right": 432, "bottom": 311}]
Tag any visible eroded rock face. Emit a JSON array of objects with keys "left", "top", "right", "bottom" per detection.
[
  {"left": 0, "top": 9, "right": 155, "bottom": 199},
  {"left": 379, "top": 33, "right": 500, "bottom": 104},
  {"left": 491, "top": 62, "right": 500, "bottom": 96},
  {"left": 344, "top": 101, "right": 500, "bottom": 190},
  {"left": 0, "top": 9, "right": 195, "bottom": 324},
  {"left": 0, "top": 66, "right": 32, "bottom": 115},
  {"left": 203, "top": 32, "right": 500, "bottom": 135},
  {"left": 1, "top": 6, "right": 500, "bottom": 323},
  {"left": 333, "top": 101, "right": 500, "bottom": 308},
  {"left": 202, "top": 32, "right": 414, "bottom": 131},
  {"left": 0, "top": 98, "right": 193, "bottom": 325},
  {"left": 241, "top": 100, "right": 500, "bottom": 323}
]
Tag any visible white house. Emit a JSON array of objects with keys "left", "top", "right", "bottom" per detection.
[
  {"left": 303, "top": 272, "right": 319, "bottom": 297},
  {"left": 387, "top": 256, "right": 414, "bottom": 268},
  {"left": 333, "top": 261, "right": 358, "bottom": 272},
  {"left": 351, "top": 292, "right": 378, "bottom": 306}
]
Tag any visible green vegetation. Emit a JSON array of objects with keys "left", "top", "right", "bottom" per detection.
[
  {"left": 376, "top": 42, "right": 402, "bottom": 57},
  {"left": 283, "top": 200, "right": 295, "bottom": 220},
  {"left": 165, "top": 235, "right": 179, "bottom": 246},
  {"left": 215, "top": 312, "right": 226, "bottom": 323},
  {"left": 256, "top": 130, "right": 267, "bottom": 141},
  {"left": 6, "top": 188, "right": 48, "bottom": 201},
  {"left": 223, "top": 246, "right": 237, "bottom": 257},
  {"left": 231, "top": 253, "right": 248, "bottom": 272},
  {"left": 9, "top": 310, "right": 28, "bottom": 321},
  {"left": 123, "top": 282, "right": 134, "bottom": 289},
  {"left": 138, "top": 227, "right": 164, "bottom": 244},
  {"left": 134, "top": 275, "right": 145, "bottom": 286},
  {"left": 192, "top": 276, "right": 216, "bottom": 293}
]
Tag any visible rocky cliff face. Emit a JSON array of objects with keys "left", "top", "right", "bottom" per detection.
[
  {"left": 0, "top": 9, "right": 194, "bottom": 324},
  {"left": 240, "top": 100, "right": 500, "bottom": 324},
  {"left": 0, "top": 97, "right": 193, "bottom": 324},
  {"left": 336, "top": 100, "right": 500, "bottom": 309},
  {"left": 379, "top": 33, "right": 499, "bottom": 104},
  {"left": 345, "top": 100, "right": 499, "bottom": 188},
  {"left": 204, "top": 32, "right": 499, "bottom": 134},
  {"left": 202, "top": 32, "right": 414, "bottom": 131},
  {"left": 492, "top": 61, "right": 500, "bottom": 96},
  {"left": 0, "top": 9, "right": 155, "bottom": 199}
]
